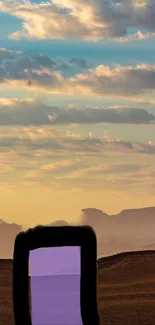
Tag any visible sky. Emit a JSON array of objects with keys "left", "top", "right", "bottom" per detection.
[{"left": 0, "top": 0, "right": 155, "bottom": 228}]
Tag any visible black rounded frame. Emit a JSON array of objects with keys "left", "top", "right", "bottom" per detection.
[{"left": 13, "top": 225, "right": 100, "bottom": 325}]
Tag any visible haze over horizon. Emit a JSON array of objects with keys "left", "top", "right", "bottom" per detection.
[
  {"left": 1, "top": 205, "right": 155, "bottom": 259},
  {"left": 0, "top": 0, "right": 155, "bottom": 228}
]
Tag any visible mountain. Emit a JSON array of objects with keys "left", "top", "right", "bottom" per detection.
[
  {"left": 0, "top": 220, "right": 22, "bottom": 258},
  {"left": 80, "top": 206, "right": 155, "bottom": 257},
  {"left": 1, "top": 206, "right": 155, "bottom": 258},
  {"left": 47, "top": 220, "right": 71, "bottom": 226},
  {"left": 142, "top": 243, "right": 155, "bottom": 250},
  {"left": 112, "top": 206, "right": 155, "bottom": 223},
  {"left": 81, "top": 208, "right": 109, "bottom": 224},
  {"left": 0, "top": 219, "right": 73, "bottom": 258}
]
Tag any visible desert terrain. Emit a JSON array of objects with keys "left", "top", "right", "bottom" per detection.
[{"left": 1, "top": 251, "right": 155, "bottom": 324}]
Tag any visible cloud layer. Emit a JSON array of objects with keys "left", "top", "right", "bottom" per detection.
[
  {"left": 1, "top": 123, "right": 155, "bottom": 154},
  {"left": 0, "top": 47, "right": 89, "bottom": 82},
  {"left": 0, "top": 98, "right": 154, "bottom": 125},
  {"left": 0, "top": 123, "right": 155, "bottom": 197},
  {"left": 1, "top": 0, "right": 155, "bottom": 41},
  {"left": 0, "top": 49, "right": 155, "bottom": 99}
]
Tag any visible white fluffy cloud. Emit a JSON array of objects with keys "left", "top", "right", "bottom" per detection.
[
  {"left": 0, "top": 0, "right": 155, "bottom": 41},
  {"left": 68, "top": 64, "right": 155, "bottom": 97},
  {"left": 118, "top": 30, "right": 155, "bottom": 42}
]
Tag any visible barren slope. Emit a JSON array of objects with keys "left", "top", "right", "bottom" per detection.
[
  {"left": 97, "top": 251, "right": 155, "bottom": 325},
  {"left": 1, "top": 251, "right": 155, "bottom": 324}
]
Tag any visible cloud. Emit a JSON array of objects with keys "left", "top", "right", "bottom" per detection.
[
  {"left": 1, "top": 125, "right": 155, "bottom": 191},
  {"left": 1, "top": 59, "right": 155, "bottom": 100},
  {"left": 1, "top": 0, "right": 155, "bottom": 41},
  {"left": 58, "top": 164, "right": 155, "bottom": 193},
  {"left": 67, "top": 64, "right": 155, "bottom": 97},
  {"left": 41, "top": 159, "right": 81, "bottom": 171},
  {"left": 79, "top": 163, "right": 144, "bottom": 174},
  {"left": 1, "top": 126, "right": 155, "bottom": 158},
  {"left": 0, "top": 98, "right": 154, "bottom": 126},
  {"left": 0, "top": 47, "right": 88, "bottom": 73},
  {"left": 58, "top": 162, "right": 151, "bottom": 182},
  {"left": 118, "top": 30, "right": 155, "bottom": 42},
  {"left": 48, "top": 107, "right": 155, "bottom": 125},
  {"left": 0, "top": 47, "right": 90, "bottom": 87},
  {"left": 123, "top": 97, "right": 155, "bottom": 106},
  {"left": 0, "top": 48, "right": 155, "bottom": 99},
  {"left": 69, "top": 58, "right": 89, "bottom": 68}
]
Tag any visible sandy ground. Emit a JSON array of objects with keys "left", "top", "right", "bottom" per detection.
[{"left": 1, "top": 251, "right": 155, "bottom": 325}]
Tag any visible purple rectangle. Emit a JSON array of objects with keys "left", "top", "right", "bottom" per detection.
[
  {"left": 29, "top": 246, "right": 83, "bottom": 325},
  {"left": 29, "top": 246, "right": 81, "bottom": 276}
]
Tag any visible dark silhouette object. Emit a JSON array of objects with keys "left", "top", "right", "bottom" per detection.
[
  {"left": 13, "top": 225, "right": 100, "bottom": 325},
  {"left": 28, "top": 80, "right": 32, "bottom": 87}
]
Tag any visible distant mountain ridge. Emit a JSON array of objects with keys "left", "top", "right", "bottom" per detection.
[
  {"left": 113, "top": 206, "right": 155, "bottom": 218},
  {"left": 0, "top": 220, "right": 22, "bottom": 258},
  {"left": 0, "top": 206, "right": 155, "bottom": 258},
  {"left": 83, "top": 206, "right": 155, "bottom": 218},
  {"left": 81, "top": 206, "right": 155, "bottom": 257}
]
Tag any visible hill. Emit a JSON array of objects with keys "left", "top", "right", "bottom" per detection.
[
  {"left": 1, "top": 251, "right": 155, "bottom": 324},
  {"left": 81, "top": 206, "right": 155, "bottom": 256},
  {"left": 97, "top": 250, "right": 155, "bottom": 325},
  {"left": 1, "top": 206, "right": 155, "bottom": 258}
]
